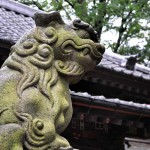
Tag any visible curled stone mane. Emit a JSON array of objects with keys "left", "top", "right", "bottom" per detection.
[{"left": 3, "top": 30, "right": 58, "bottom": 102}]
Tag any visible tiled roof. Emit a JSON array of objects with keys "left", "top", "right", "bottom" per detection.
[
  {"left": 0, "top": 7, "right": 34, "bottom": 44},
  {"left": 98, "top": 50, "right": 150, "bottom": 81},
  {"left": 0, "top": 0, "right": 35, "bottom": 44},
  {"left": 71, "top": 91, "right": 150, "bottom": 115},
  {"left": 0, "top": 0, "right": 150, "bottom": 81}
]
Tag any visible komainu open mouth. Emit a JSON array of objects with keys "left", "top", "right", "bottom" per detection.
[{"left": 55, "top": 60, "right": 84, "bottom": 77}]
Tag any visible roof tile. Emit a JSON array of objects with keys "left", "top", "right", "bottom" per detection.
[
  {"left": 71, "top": 91, "right": 150, "bottom": 112},
  {"left": 99, "top": 50, "right": 150, "bottom": 80},
  {"left": 0, "top": 7, "right": 34, "bottom": 43}
]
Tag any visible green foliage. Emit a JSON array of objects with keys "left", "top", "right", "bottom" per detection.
[{"left": 13, "top": 0, "right": 150, "bottom": 65}]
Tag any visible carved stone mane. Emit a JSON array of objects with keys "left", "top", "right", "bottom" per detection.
[{"left": 0, "top": 11, "right": 104, "bottom": 150}]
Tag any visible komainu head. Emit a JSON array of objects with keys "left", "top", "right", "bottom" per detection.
[{"left": 3, "top": 11, "right": 105, "bottom": 96}]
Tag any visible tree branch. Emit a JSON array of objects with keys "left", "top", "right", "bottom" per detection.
[
  {"left": 62, "top": 6, "right": 72, "bottom": 20},
  {"left": 95, "top": 0, "right": 107, "bottom": 40},
  {"left": 114, "top": 0, "right": 148, "bottom": 53},
  {"left": 114, "top": 8, "right": 133, "bottom": 53},
  {"left": 64, "top": 0, "right": 74, "bottom": 8}
]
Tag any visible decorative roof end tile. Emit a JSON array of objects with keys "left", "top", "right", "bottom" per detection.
[{"left": 125, "top": 55, "right": 137, "bottom": 70}]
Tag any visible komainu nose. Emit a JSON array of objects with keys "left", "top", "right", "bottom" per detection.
[{"left": 95, "top": 43, "right": 105, "bottom": 55}]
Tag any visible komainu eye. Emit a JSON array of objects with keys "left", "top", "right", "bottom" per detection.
[
  {"left": 82, "top": 48, "right": 90, "bottom": 56},
  {"left": 62, "top": 44, "right": 73, "bottom": 55}
]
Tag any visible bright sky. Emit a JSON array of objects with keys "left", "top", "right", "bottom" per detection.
[{"left": 101, "top": 18, "right": 149, "bottom": 51}]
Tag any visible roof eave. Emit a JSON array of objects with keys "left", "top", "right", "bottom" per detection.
[
  {"left": 71, "top": 94, "right": 150, "bottom": 119},
  {"left": 0, "top": 0, "right": 40, "bottom": 17},
  {"left": 0, "top": 38, "right": 14, "bottom": 49}
]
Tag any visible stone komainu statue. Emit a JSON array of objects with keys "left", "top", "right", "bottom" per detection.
[{"left": 0, "top": 11, "right": 105, "bottom": 149}]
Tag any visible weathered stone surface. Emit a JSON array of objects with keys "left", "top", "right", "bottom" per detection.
[{"left": 0, "top": 11, "right": 104, "bottom": 149}]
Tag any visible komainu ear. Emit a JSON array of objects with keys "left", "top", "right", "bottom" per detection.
[{"left": 34, "top": 11, "right": 64, "bottom": 26}]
